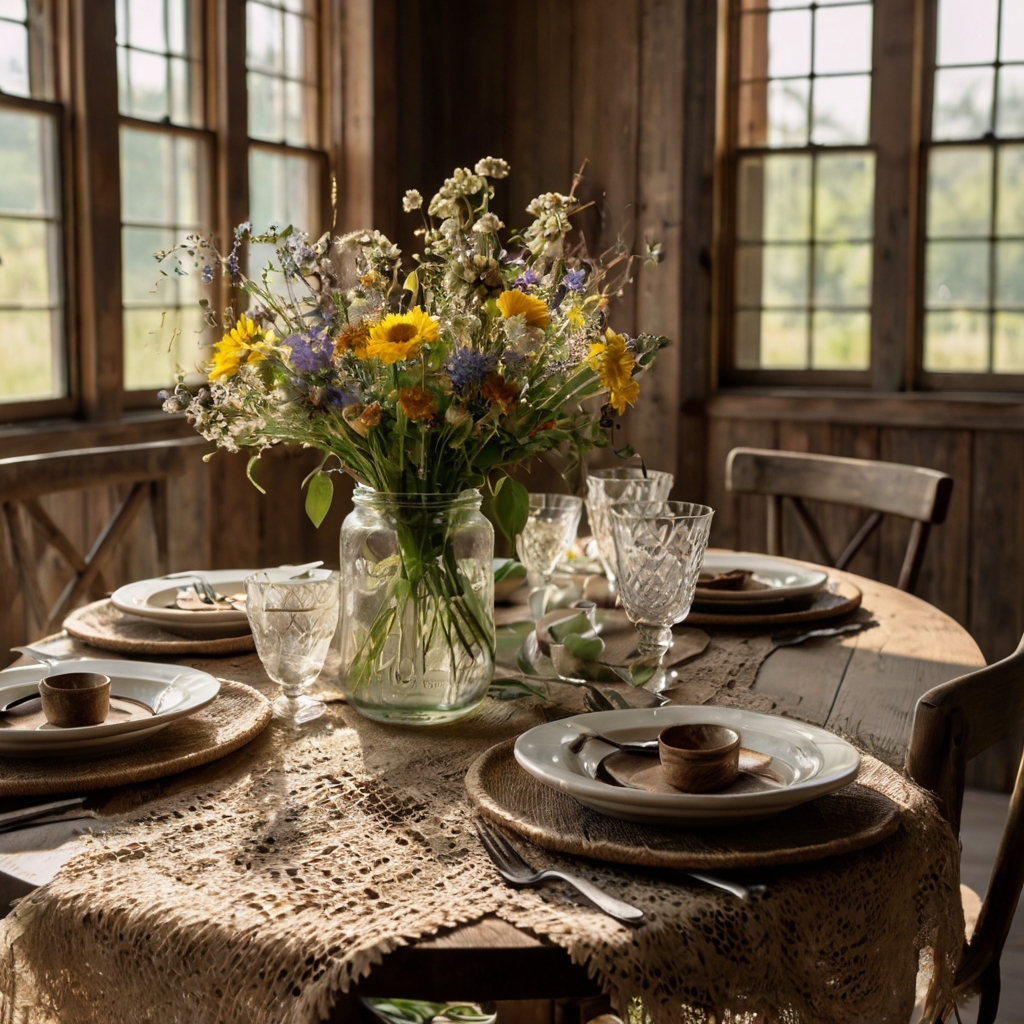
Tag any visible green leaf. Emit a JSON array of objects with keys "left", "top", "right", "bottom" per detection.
[
  {"left": 304, "top": 472, "right": 334, "bottom": 527},
  {"left": 491, "top": 476, "right": 529, "bottom": 548},
  {"left": 563, "top": 632, "right": 605, "bottom": 662},
  {"left": 246, "top": 455, "right": 266, "bottom": 495},
  {"left": 493, "top": 559, "right": 527, "bottom": 583}
]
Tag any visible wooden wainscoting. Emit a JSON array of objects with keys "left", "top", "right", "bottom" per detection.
[{"left": 706, "top": 392, "right": 1024, "bottom": 790}]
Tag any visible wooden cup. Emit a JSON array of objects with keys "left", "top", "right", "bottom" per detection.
[
  {"left": 658, "top": 723, "right": 741, "bottom": 793},
  {"left": 38, "top": 672, "right": 111, "bottom": 728}
]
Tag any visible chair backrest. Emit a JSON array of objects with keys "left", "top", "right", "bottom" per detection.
[
  {"left": 0, "top": 437, "right": 209, "bottom": 636},
  {"left": 725, "top": 447, "right": 954, "bottom": 593},
  {"left": 906, "top": 637, "right": 1024, "bottom": 1021}
]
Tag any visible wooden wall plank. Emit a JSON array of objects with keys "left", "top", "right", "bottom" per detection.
[
  {"left": 631, "top": 0, "right": 686, "bottom": 478},
  {"left": 706, "top": 417, "right": 777, "bottom": 551}
]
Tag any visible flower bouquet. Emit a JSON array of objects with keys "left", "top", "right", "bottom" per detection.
[{"left": 161, "top": 158, "right": 668, "bottom": 723}]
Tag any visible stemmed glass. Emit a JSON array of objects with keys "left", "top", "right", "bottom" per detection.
[
  {"left": 516, "top": 494, "right": 583, "bottom": 621},
  {"left": 609, "top": 501, "right": 714, "bottom": 663},
  {"left": 585, "top": 468, "right": 673, "bottom": 594},
  {"left": 244, "top": 569, "right": 340, "bottom": 725}
]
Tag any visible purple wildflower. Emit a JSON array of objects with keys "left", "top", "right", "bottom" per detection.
[
  {"left": 564, "top": 268, "right": 585, "bottom": 293},
  {"left": 513, "top": 268, "right": 538, "bottom": 290},
  {"left": 201, "top": 265, "right": 214, "bottom": 284},
  {"left": 445, "top": 347, "right": 497, "bottom": 393},
  {"left": 288, "top": 332, "right": 333, "bottom": 373}
]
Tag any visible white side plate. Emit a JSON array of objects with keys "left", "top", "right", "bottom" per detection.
[
  {"left": 111, "top": 570, "right": 257, "bottom": 626},
  {"left": 695, "top": 552, "right": 829, "bottom": 605},
  {"left": 514, "top": 706, "right": 860, "bottom": 825},
  {"left": 0, "top": 660, "right": 220, "bottom": 757}
]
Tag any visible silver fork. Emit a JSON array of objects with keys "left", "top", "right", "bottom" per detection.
[{"left": 475, "top": 821, "right": 646, "bottom": 925}]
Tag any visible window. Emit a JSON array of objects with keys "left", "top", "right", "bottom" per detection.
[
  {"left": 729, "top": 0, "right": 875, "bottom": 376},
  {"left": 0, "top": 1, "right": 65, "bottom": 406},
  {"left": 246, "top": 0, "right": 323, "bottom": 278},
  {"left": 922, "top": 0, "right": 1024, "bottom": 376},
  {"left": 117, "top": 0, "right": 212, "bottom": 391}
]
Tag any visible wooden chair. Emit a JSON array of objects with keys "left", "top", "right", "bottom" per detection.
[
  {"left": 725, "top": 447, "right": 954, "bottom": 593},
  {"left": 0, "top": 437, "right": 209, "bottom": 635},
  {"left": 907, "top": 637, "right": 1024, "bottom": 1024}
]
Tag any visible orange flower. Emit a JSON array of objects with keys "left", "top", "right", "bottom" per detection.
[
  {"left": 496, "top": 289, "right": 551, "bottom": 329},
  {"left": 398, "top": 386, "right": 436, "bottom": 421},
  {"left": 360, "top": 401, "right": 382, "bottom": 427},
  {"left": 334, "top": 322, "right": 370, "bottom": 359},
  {"left": 483, "top": 373, "right": 520, "bottom": 413}
]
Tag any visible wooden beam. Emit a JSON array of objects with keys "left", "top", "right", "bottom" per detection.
[{"left": 68, "top": 0, "right": 122, "bottom": 420}]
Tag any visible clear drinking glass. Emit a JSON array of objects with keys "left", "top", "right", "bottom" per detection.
[
  {"left": 585, "top": 468, "right": 674, "bottom": 592},
  {"left": 609, "top": 501, "right": 714, "bottom": 662},
  {"left": 244, "top": 569, "right": 340, "bottom": 725},
  {"left": 516, "top": 494, "right": 583, "bottom": 620}
]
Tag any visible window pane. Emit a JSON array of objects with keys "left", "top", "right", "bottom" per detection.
[
  {"left": 997, "top": 145, "right": 1024, "bottom": 235},
  {"left": 932, "top": 67, "right": 995, "bottom": 140},
  {"left": 128, "top": 0, "right": 166, "bottom": 51},
  {"left": 0, "top": 19, "right": 29, "bottom": 96},
  {"left": 167, "top": 0, "right": 188, "bottom": 55},
  {"left": 1002, "top": 0, "right": 1024, "bottom": 62},
  {"left": 925, "top": 240, "right": 990, "bottom": 307},
  {"left": 768, "top": 79, "right": 809, "bottom": 145},
  {"left": 760, "top": 310, "right": 808, "bottom": 368},
  {"left": 814, "top": 6, "right": 872, "bottom": 75},
  {"left": 768, "top": 9, "right": 811, "bottom": 77},
  {"left": 124, "top": 305, "right": 208, "bottom": 391},
  {"left": 996, "top": 241, "right": 1024, "bottom": 307},
  {"left": 997, "top": 67, "right": 1024, "bottom": 140},
  {"left": 248, "top": 71, "right": 283, "bottom": 142},
  {"left": 924, "top": 310, "right": 988, "bottom": 370},
  {"left": 815, "top": 153, "right": 875, "bottom": 239},
  {"left": 0, "top": 1, "right": 28, "bottom": 19},
  {"left": 937, "top": 0, "right": 998, "bottom": 66},
  {"left": 927, "top": 147, "right": 992, "bottom": 237},
  {"left": 762, "top": 154, "right": 812, "bottom": 241},
  {"left": 0, "top": 108, "right": 63, "bottom": 404},
  {"left": 121, "top": 128, "right": 173, "bottom": 223},
  {"left": 0, "top": 310, "right": 60, "bottom": 400},
  {"left": 811, "top": 75, "right": 871, "bottom": 145},
  {"left": 994, "top": 312, "right": 1024, "bottom": 371},
  {"left": 248, "top": 1, "right": 282, "bottom": 73},
  {"left": 128, "top": 48, "right": 170, "bottom": 121},
  {"left": 811, "top": 311, "right": 870, "bottom": 369},
  {"left": 249, "top": 147, "right": 319, "bottom": 230},
  {"left": 814, "top": 242, "right": 872, "bottom": 307},
  {"left": 761, "top": 244, "right": 809, "bottom": 306}
]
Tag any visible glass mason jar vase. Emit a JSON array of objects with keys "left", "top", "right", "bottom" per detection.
[{"left": 338, "top": 487, "right": 495, "bottom": 724}]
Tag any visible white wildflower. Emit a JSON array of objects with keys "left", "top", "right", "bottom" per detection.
[
  {"left": 472, "top": 212, "right": 504, "bottom": 234},
  {"left": 474, "top": 157, "right": 510, "bottom": 179},
  {"left": 402, "top": 189, "right": 423, "bottom": 212}
]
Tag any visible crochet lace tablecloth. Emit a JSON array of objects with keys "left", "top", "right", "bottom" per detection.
[{"left": 0, "top": 630, "right": 963, "bottom": 1024}]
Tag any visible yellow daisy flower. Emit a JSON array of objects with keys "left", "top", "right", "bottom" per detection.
[
  {"left": 364, "top": 306, "right": 439, "bottom": 364},
  {"left": 566, "top": 306, "right": 586, "bottom": 329},
  {"left": 208, "top": 316, "right": 278, "bottom": 382},
  {"left": 496, "top": 289, "right": 551, "bottom": 329},
  {"left": 587, "top": 329, "right": 640, "bottom": 415}
]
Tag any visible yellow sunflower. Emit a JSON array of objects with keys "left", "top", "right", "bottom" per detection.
[
  {"left": 496, "top": 289, "right": 551, "bottom": 329},
  {"left": 587, "top": 329, "right": 640, "bottom": 415},
  {"left": 364, "top": 307, "right": 439, "bottom": 364},
  {"left": 208, "top": 316, "right": 278, "bottom": 382}
]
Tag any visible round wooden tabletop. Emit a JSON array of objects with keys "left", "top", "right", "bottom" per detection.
[{"left": 0, "top": 560, "right": 987, "bottom": 1017}]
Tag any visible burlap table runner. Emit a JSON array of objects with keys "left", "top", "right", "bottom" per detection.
[{"left": 0, "top": 631, "right": 963, "bottom": 1024}]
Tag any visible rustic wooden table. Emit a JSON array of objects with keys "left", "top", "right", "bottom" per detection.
[{"left": 0, "top": 563, "right": 985, "bottom": 1016}]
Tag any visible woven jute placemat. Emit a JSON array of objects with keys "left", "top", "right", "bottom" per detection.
[
  {"left": 0, "top": 679, "right": 272, "bottom": 797},
  {"left": 466, "top": 737, "right": 900, "bottom": 869},
  {"left": 64, "top": 599, "right": 256, "bottom": 656}
]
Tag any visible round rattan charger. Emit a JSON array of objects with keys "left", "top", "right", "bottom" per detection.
[{"left": 466, "top": 738, "right": 900, "bottom": 870}]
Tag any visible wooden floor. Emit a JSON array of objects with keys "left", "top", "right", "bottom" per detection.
[{"left": 957, "top": 788, "right": 1023, "bottom": 1023}]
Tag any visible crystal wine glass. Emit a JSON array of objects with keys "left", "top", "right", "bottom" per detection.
[
  {"left": 244, "top": 570, "right": 340, "bottom": 725},
  {"left": 585, "top": 468, "right": 673, "bottom": 594},
  {"left": 609, "top": 501, "right": 714, "bottom": 662},
  {"left": 516, "top": 494, "right": 583, "bottom": 621}
]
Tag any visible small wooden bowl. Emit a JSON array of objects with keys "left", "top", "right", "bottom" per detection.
[
  {"left": 658, "top": 723, "right": 741, "bottom": 793},
  {"left": 38, "top": 672, "right": 111, "bottom": 728}
]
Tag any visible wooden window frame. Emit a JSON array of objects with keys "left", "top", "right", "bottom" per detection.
[
  {"left": 714, "top": 0, "right": 1024, "bottom": 395},
  {"left": 0, "top": 0, "right": 346, "bottom": 428}
]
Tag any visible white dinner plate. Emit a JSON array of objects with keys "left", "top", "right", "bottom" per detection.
[
  {"left": 514, "top": 706, "right": 860, "bottom": 825},
  {"left": 111, "top": 569, "right": 256, "bottom": 629},
  {"left": 0, "top": 660, "right": 220, "bottom": 757},
  {"left": 695, "top": 552, "right": 829, "bottom": 606}
]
